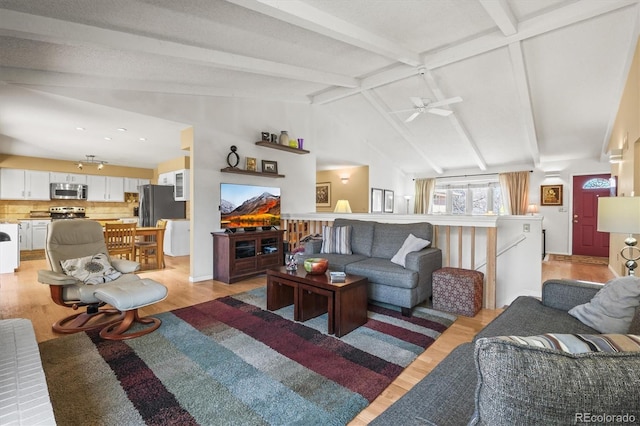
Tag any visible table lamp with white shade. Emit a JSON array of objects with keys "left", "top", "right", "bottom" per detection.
[{"left": 597, "top": 197, "right": 640, "bottom": 275}]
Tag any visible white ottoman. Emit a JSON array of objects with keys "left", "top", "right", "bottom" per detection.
[{"left": 93, "top": 278, "right": 167, "bottom": 340}]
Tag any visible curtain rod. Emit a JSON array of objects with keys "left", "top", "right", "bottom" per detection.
[{"left": 413, "top": 170, "right": 533, "bottom": 181}]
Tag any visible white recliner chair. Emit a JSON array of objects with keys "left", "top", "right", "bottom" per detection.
[{"left": 38, "top": 220, "right": 168, "bottom": 340}]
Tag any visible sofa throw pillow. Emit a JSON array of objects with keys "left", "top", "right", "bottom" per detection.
[
  {"left": 568, "top": 276, "right": 640, "bottom": 333},
  {"left": 469, "top": 336, "right": 640, "bottom": 425},
  {"left": 61, "top": 253, "right": 122, "bottom": 285},
  {"left": 495, "top": 333, "right": 640, "bottom": 354},
  {"left": 320, "top": 225, "right": 352, "bottom": 255},
  {"left": 390, "top": 233, "right": 431, "bottom": 267}
]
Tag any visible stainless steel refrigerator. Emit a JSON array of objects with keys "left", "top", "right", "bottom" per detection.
[{"left": 138, "top": 184, "right": 186, "bottom": 227}]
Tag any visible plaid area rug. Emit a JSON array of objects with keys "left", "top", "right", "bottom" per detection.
[{"left": 39, "top": 287, "right": 455, "bottom": 426}]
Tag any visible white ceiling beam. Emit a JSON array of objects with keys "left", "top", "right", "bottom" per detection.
[
  {"left": 426, "top": 0, "right": 636, "bottom": 68},
  {"left": 361, "top": 90, "right": 443, "bottom": 174},
  {"left": 0, "top": 67, "right": 312, "bottom": 103},
  {"left": 507, "top": 43, "right": 540, "bottom": 167},
  {"left": 423, "top": 70, "right": 487, "bottom": 171},
  {"left": 313, "top": 0, "right": 637, "bottom": 104},
  {"left": 313, "top": 65, "right": 417, "bottom": 105},
  {"left": 225, "top": 0, "right": 422, "bottom": 67},
  {"left": 478, "top": 0, "right": 518, "bottom": 36},
  {"left": 0, "top": 9, "right": 358, "bottom": 89}
]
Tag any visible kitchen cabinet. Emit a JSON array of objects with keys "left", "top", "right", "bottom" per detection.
[
  {"left": 158, "top": 172, "right": 175, "bottom": 186},
  {"left": 19, "top": 221, "right": 30, "bottom": 251},
  {"left": 0, "top": 169, "right": 50, "bottom": 200},
  {"left": 124, "top": 178, "right": 150, "bottom": 193},
  {"left": 212, "top": 229, "right": 284, "bottom": 283},
  {"left": 174, "top": 169, "right": 189, "bottom": 201},
  {"left": 18, "top": 219, "right": 50, "bottom": 251},
  {"left": 49, "top": 172, "right": 87, "bottom": 184},
  {"left": 86, "top": 175, "right": 125, "bottom": 202}
]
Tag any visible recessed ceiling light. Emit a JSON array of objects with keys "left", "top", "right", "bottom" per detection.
[
  {"left": 104, "top": 137, "right": 112, "bottom": 141},
  {"left": 117, "top": 128, "right": 127, "bottom": 132},
  {"left": 139, "top": 137, "right": 147, "bottom": 141},
  {"left": 76, "top": 127, "right": 85, "bottom": 131}
]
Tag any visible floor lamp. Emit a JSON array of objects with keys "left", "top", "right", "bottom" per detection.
[{"left": 597, "top": 197, "right": 640, "bottom": 275}]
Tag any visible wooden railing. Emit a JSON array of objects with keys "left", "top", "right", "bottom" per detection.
[{"left": 281, "top": 213, "right": 499, "bottom": 309}]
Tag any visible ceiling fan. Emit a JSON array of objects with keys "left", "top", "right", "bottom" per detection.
[{"left": 391, "top": 96, "right": 463, "bottom": 122}]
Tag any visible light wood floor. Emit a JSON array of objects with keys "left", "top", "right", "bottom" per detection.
[{"left": 0, "top": 255, "right": 614, "bottom": 425}]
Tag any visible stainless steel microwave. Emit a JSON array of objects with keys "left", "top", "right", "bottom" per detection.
[{"left": 50, "top": 183, "right": 88, "bottom": 200}]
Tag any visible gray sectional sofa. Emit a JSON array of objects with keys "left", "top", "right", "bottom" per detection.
[
  {"left": 370, "top": 279, "right": 640, "bottom": 425},
  {"left": 300, "top": 219, "right": 442, "bottom": 316}
]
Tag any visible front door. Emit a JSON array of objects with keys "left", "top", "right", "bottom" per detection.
[{"left": 572, "top": 174, "right": 611, "bottom": 257}]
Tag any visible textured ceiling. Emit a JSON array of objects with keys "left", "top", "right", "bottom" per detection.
[{"left": 0, "top": 0, "right": 637, "bottom": 174}]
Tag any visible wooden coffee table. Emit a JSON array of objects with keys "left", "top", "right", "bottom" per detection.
[{"left": 266, "top": 266, "right": 368, "bottom": 337}]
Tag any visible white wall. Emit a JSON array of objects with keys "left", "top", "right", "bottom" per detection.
[{"left": 530, "top": 159, "right": 610, "bottom": 255}]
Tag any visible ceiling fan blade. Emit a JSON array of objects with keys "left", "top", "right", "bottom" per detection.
[
  {"left": 410, "top": 97, "right": 425, "bottom": 108},
  {"left": 427, "top": 108, "right": 453, "bottom": 116},
  {"left": 428, "top": 96, "right": 463, "bottom": 108},
  {"left": 405, "top": 111, "right": 421, "bottom": 122}
]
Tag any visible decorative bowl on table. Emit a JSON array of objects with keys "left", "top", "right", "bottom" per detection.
[{"left": 303, "top": 258, "right": 329, "bottom": 275}]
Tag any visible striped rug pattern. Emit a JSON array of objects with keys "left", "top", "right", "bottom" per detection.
[{"left": 40, "top": 287, "right": 455, "bottom": 425}]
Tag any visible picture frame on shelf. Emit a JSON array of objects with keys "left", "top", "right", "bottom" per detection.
[
  {"left": 384, "top": 189, "right": 394, "bottom": 213},
  {"left": 316, "top": 182, "right": 331, "bottom": 207},
  {"left": 371, "top": 188, "right": 383, "bottom": 213},
  {"left": 262, "top": 160, "right": 278, "bottom": 174},
  {"left": 541, "top": 184, "right": 563, "bottom": 206},
  {"left": 246, "top": 157, "right": 257, "bottom": 171}
]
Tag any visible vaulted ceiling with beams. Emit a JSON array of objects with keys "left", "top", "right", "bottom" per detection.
[{"left": 0, "top": 0, "right": 638, "bottom": 174}]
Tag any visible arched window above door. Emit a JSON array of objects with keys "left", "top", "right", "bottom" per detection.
[{"left": 582, "top": 178, "right": 610, "bottom": 189}]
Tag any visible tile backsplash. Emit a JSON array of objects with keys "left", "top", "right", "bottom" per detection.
[{"left": 0, "top": 200, "right": 139, "bottom": 221}]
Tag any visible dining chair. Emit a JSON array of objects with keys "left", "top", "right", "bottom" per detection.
[
  {"left": 135, "top": 219, "right": 167, "bottom": 268},
  {"left": 104, "top": 222, "right": 137, "bottom": 261}
]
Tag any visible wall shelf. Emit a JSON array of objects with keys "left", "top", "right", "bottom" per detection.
[
  {"left": 255, "top": 141, "right": 309, "bottom": 154},
  {"left": 220, "top": 167, "right": 285, "bottom": 178}
]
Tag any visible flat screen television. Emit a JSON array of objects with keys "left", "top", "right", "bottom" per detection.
[{"left": 220, "top": 183, "right": 281, "bottom": 230}]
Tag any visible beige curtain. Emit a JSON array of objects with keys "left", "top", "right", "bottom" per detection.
[
  {"left": 414, "top": 178, "right": 435, "bottom": 214},
  {"left": 499, "top": 171, "right": 530, "bottom": 215}
]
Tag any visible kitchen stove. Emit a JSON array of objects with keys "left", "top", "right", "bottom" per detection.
[{"left": 49, "top": 206, "right": 86, "bottom": 220}]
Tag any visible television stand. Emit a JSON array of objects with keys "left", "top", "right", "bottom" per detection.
[{"left": 212, "top": 229, "right": 285, "bottom": 283}]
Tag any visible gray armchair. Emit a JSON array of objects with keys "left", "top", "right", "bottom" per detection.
[{"left": 38, "top": 219, "right": 168, "bottom": 340}]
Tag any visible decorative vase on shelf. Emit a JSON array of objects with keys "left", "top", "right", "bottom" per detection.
[{"left": 279, "top": 131, "right": 289, "bottom": 145}]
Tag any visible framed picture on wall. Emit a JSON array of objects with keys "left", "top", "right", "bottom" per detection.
[
  {"left": 246, "top": 157, "right": 257, "bottom": 171},
  {"left": 384, "top": 190, "right": 394, "bottom": 213},
  {"left": 261, "top": 160, "right": 278, "bottom": 174},
  {"left": 541, "top": 184, "right": 563, "bottom": 206},
  {"left": 316, "top": 182, "right": 331, "bottom": 207},
  {"left": 371, "top": 188, "right": 383, "bottom": 213}
]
